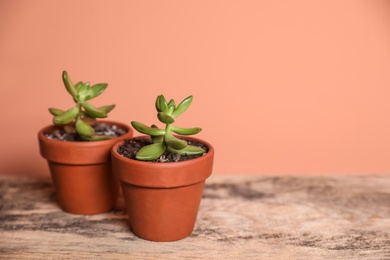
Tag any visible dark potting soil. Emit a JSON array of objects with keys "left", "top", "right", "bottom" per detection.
[
  {"left": 117, "top": 138, "right": 209, "bottom": 163},
  {"left": 45, "top": 123, "right": 127, "bottom": 141}
]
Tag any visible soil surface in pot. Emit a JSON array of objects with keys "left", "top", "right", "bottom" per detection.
[
  {"left": 117, "top": 138, "right": 209, "bottom": 163},
  {"left": 45, "top": 123, "right": 127, "bottom": 142}
]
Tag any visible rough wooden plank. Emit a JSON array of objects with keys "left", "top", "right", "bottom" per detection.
[{"left": 1, "top": 175, "right": 390, "bottom": 259}]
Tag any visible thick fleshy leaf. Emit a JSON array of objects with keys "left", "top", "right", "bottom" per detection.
[
  {"left": 168, "top": 99, "right": 176, "bottom": 109},
  {"left": 75, "top": 82, "right": 83, "bottom": 92},
  {"left": 158, "top": 95, "right": 169, "bottom": 113},
  {"left": 83, "top": 83, "right": 108, "bottom": 101},
  {"left": 157, "top": 112, "right": 175, "bottom": 124},
  {"left": 151, "top": 125, "right": 164, "bottom": 143},
  {"left": 168, "top": 145, "right": 206, "bottom": 155},
  {"left": 168, "top": 99, "right": 176, "bottom": 114},
  {"left": 53, "top": 107, "right": 79, "bottom": 125},
  {"left": 98, "top": 104, "right": 115, "bottom": 114},
  {"left": 131, "top": 121, "right": 165, "bottom": 136},
  {"left": 77, "top": 83, "right": 91, "bottom": 101},
  {"left": 171, "top": 126, "right": 202, "bottom": 135},
  {"left": 75, "top": 118, "right": 95, "bottom": 137},
  {"left": 165, "top": 133, "right": 187, "bottom": 150},
  {"left": 171, "top": 96, "right": 193, "bottom": 118},
  {"left": 136, "top": 143, "right": 166, "bottom": 161},
  {"left": 48, "top": 108, "right": 65, "bottom": 116},
  {"left": 155, "top": 95, "right": 162, "bottom": 112},
  {"left": 82, "top": 101, "right": 107, "bottom": 118},
  {"left": 62, "top": 71, "right": 78, "bottom": 99},
  {"left": 80, "top": 135, "right": 112, "bottom": 141}
]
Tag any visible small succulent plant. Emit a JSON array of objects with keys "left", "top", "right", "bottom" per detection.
[
  {"left": 48, "top": 70, "right": 115, "bottom": 141},
  {"left": 131, "top": 95, "right": 206, "bottom": 160}
]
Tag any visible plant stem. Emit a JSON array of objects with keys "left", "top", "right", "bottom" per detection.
[{"left": 165, "top": 124, "right": 172, "bottom": 138}]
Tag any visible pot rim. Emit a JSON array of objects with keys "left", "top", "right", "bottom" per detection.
[
  {"left": 111, "top": 135, "right": 215, "bottom": 188},
  {"left": 111, "top": 135, "right": 214, "bottom": 166},
  {"left": 38, "top": 120, "right": 134, "bottom": 165},
  {"left": 38, "top": 120, "right": 132, "bottom": 147}
]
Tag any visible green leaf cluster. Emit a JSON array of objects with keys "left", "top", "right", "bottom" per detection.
[
  {"left": 131, "top": 95, "right": 205, "bottom": 161},
  {"left": 48, "top": 70, "right": 115, "bottom": 141}
]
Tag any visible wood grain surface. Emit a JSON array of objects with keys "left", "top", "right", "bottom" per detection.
[{"left": 1, "top": 175, "right": 390, "bottom": 259}]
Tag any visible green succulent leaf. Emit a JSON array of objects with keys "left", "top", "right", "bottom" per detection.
[
  {"left": 97, "top": 104, "right": 115, "bottom": 114},
  {"left": 136, "top": 143, "right": 166, "bottom": 161},
  {"left": 171, "top": 96, "right": 193, "bottom": 118},
  {"left": 83, "top": 83, "right": 108, "bottom": 101},
  {"left": 167, "top": 145, "right": 206, "bottom": 156},
  {"left": 171, "top": 126, "right": 202, "bottom": 135},
  {"left": 157, "top": 112, "right": 175, "bottom": 124},
  {"left": 151, "top": 125, "right": 164, "bottom": 143},
  {"left": 75, "top": 118, "right": 95, "bottom": 137},
  {"left": 75, "top": 82, "right": 83, "bottom": 92},
  {"left": 131, "top": 121, "right": 165, "bottom": 136},
  {"left": 62, "top": 71, "right": 78, "bottom": 99},
  {"left": 168, "top": 99, "right": 176, "bottom": 109},
  {"left": 53, "top": 107, "right": 79, "bottom": 125},
  {"left": 158, "top": 95, "right": 169, "bottom": 113},
  {"left": 165, "top": 133, "right": 188, "bottom": 150},
  {"left": 77, "top": 83, "right": 91, "bottom": 101},
  {"left": 82, "top": 101, "right": 108, "bottom": 118},
  {"left": 48, "top": 108, "right": 65, "bottom": 116},
  {"left": 80, "top": 135, "right": 112, "bottom": 141},
  {"left": 152, "top": 136, "right": 164, "bottom": 143},
  {"left": 155, "top": 96, "right": 162, "bottom": 112},
  {"left": 168, "top": 99, "right": 175, "bottom": 114}
]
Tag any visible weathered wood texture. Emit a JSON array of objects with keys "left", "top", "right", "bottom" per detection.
[{"left": 1, "top": 175, "right": 390, "bottom": 259}]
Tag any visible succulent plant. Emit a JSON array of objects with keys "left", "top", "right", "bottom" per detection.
[
  {"left": 48, "top": 70, "right": 115, "bottom": 141},
  {"left": 131, "top": 95, "right": 206, "bottom": 160}
]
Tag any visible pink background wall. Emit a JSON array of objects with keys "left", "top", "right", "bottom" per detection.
[{"left": 1, "top": 0, "right": 390, "bottom": 176}]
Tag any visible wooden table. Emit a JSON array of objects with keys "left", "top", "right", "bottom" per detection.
[{"left": 1, "top": 174, "right": 389, "bottom": 259}]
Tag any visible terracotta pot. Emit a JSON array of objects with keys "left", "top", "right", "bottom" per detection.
[
  {"left": 111, "top": 136, "right": 214, "bottom": 242},
  {"left": 38, "top": 121, "right": 133, "bottom": 215}
]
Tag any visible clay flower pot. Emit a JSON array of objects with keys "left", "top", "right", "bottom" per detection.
[
  {"left": 38, "top": 121, "right": 133, "bottom": 215},
  {"left": 111, "top": 136, "right": 214, "bottom": 242}
]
